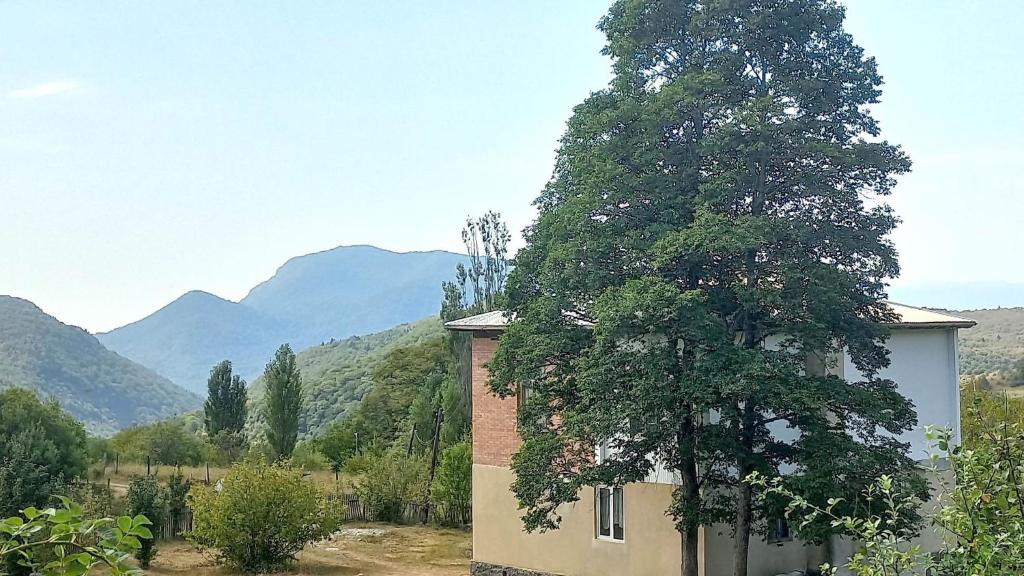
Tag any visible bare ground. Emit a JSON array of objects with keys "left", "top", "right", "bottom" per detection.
[{"left": 145, "top": 524, "right": 471, "bottom": 576}]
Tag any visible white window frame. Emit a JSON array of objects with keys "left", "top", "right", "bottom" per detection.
[{"left": 595, "top": 485, "right": 625, "bottom": 542}]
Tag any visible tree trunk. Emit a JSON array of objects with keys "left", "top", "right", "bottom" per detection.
[
  {"left": 681, "top": 523, "right": 699, "bottom": 576},
  {"left": 678, "top": 436, "right": 701, "bottom": 576},
  {"left": 733, "top": 478, "right": 752, "bottom": 576}
]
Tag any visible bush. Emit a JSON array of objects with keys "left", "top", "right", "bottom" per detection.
[
  {"left": 356, "top": 452, "right": 427, "bottom": 523},
  {"left": 188, "top": 459, "right": 336, "bottom": 572},
  {"left": 290, "top": 441, "right": 329, "bottom": 471},
  {"left": 110, "top": 421, "right": 206, "bottom": 466},
  {"left": 125, "top": 476, "right": 164, "bottom": 568},
  {"left": 165, "top": 471, "right": 192, "bottom": 538},
  {"left": 431, "top": 441, "right": 472, "bottom": 525}
]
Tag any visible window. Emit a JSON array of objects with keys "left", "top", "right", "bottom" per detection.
[
  {"left": 516, "top": 383, "right": 533, "bottom": 411},
  {"left": 596, "top": 486, "right": 624, "bottom": 541},
  {"left": 767, "top": 518, "right": 792, "bottom": 545}
]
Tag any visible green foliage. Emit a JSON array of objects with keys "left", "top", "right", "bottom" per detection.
[
  {"left": 124, "top": 477, "right": 163, "bottom": 568},
  {"left": 164, "top": 472, "right": 191, "bottom": 538},
  {"left": 203, "top": 361, "right": 247, "bottom": 436},
  {"left": 750, "top": 473, "right": 930, "bottom": 576},
  {"left": 289, "top": 441, "right": 329, "bottom": 471},
  {"left": 355, "top": 452, "right": 427, "bottom": 523},
  {"left": 929, "top": 422, "right": 1024, "bottom": 573},
  {"left": 440, "top": 211, "right": 510, "bottom": 321},
  {"left": 0, "top": 296, "right": 201, "bottom": 436},
  {"left": 0, "top": 497, "right": 152, "bottom": 576},
  {"left": 108, "top": 420, "right": 206, "bottom": 466},
  {"left": 430, "top": 442, "right": 472, "bottom": 526},
  {"left": 263, "top": 344, "right": 303, "bottom": 459},
  {"left": 188, "top": 459, "right": 336, "bottom": 573},
  {"left": 489, "top": 2, "right": 919, "bottom": 574},
  {"left": 0, "top": 388, "right": 88, "bottom": 516},
  {"left": 247, "top": 317, "right": 444, "bottom": 438},
  {"left": 206, "top": 430, "right": 247, "bottom": 465}
]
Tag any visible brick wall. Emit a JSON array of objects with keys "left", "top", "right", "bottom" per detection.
[{"left": 471, "top": 332, "right": 520, "bottom": 467}]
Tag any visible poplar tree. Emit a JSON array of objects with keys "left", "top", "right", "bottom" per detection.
[
  {"left": 263, "top": 344, "right": 302, "bottom": 459},
  {"left": 488, "top": 2, "right": 922, "bottom": 575},
  {"left": 203, "top": 360, "right": 247, "bottom": 436}
]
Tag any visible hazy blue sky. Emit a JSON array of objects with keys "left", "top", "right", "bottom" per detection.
[{"left": 2, "top": 1, "right": 1021, "bottom": 333}]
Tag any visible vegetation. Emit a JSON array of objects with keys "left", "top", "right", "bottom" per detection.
[
  {"left": 108, "top": 420, "right": 207, "bottom": 467},
  {"left": 188, "top": 459, "right": 337, "bottom": 573},
  {"left": 954, "top": 307, "right": 1024, "bottom": 375},
  {"left": 203, "top": 360, "right": 247, "bottom": 437},
  {"left": 1, "top": 499, "right": 152, "bottom": 576},
  {"left": 430, "top": 442, "right": 472, "bottom": 526},
  {"left": 355, "top": 451, "right": 428, "bottom": 523},
  {"left": 247, "top": 316, "right": 445, "bottom": 437},
  {"left": 263, "top": 344, "right": 303, "bottom": 459},
  {"left": 489, "top": 1, "right": 920, "bottom": 575},
  {"left": 125, "top": 476, "right": 164, "bottom": 568},
  {"left": 0, "top": 296, "right": 201, "bottom": 436},
  {"left": 0, "top": 388, "right": 89, "bottom": 516}
]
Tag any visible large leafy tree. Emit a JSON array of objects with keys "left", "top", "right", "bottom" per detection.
[
  {"left": 489, "top": 1, "right": 920, "bottom": 575},
  {"left": 203, "top": 360, "right": 248, "bottom": 436},
  {"left": 0, "top": 387, "right": 88, "bottom": 516},
  {"left": 263, "top": 345, "right": 302, "bottom": 459}
]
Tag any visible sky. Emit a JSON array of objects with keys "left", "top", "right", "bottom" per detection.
[{"left": 1, "top": 1, "right": 1022, "bottom": 333}]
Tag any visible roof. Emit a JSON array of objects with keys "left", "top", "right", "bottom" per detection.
[{"left": 444, "top": 302, "right": 976, "bottom": 332}]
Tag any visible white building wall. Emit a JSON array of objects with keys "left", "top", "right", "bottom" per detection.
[{"left": 843, "top": 328, "right": 961, "bottom": 460}]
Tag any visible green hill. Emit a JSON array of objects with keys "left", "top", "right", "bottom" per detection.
[
  {"left": 954, "top": 308, "right": 1024, "bottom": 375},
  {"left": 0, "top": 296, "right": 202, "bottom": 436},
  {"left": 248, "top": 315, "right": 445, "bottom": 437}
]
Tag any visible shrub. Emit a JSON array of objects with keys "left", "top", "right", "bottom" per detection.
[
  {"left": 188, "top": 459, "right": 336, "bottom": 573},
  {"left": 290, "top": 441, "right": 329, "bottom": 471},
  {"left": 165, "top": 471, "right": 192, "bottom": 538},
  {"left": 125, "top": 476, "right": 164, "bottom": 568},
  {"left": 431, "top": 441, "right": 472, "bottom": 525},
  {"left": 0, "top": 497, "right": 152, "bottom": 576},
  {"left": 356, "top": 452, "right": 427, "bottom": 523}
]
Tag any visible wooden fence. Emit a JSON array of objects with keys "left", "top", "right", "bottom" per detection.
[{"left": 154, "top": 495, "right": 469, "bottom": 540}]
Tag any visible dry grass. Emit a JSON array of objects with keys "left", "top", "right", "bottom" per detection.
[
  {"left": 146, "top": 524, "right": 471, "bottom": 576},
  {"left": 90, "top": 463, "right": 342, "bottom": 494}
]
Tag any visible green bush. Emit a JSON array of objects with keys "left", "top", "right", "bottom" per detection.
[
  {"left": 289, "top": 441, "right": 329, "bottom": 471},
  {"left": 164, "top": 471, "right": 191, "bottom": 539},
  {"left": 109, "top": 421, "right": 206, "bottom": 466},
  {"left": 356, "top": 452, "right": 427, "bottom": 523},
  {"left": 188, "top": 459, "right": 336, "bottom": 573},
  {"left": 431, "top": 441, "right": 472, "bottom": 525},
  {"left": 125, "top": 476, "right": 164, "bottom": 568}
]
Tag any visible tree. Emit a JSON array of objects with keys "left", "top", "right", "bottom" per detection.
[
  {"left": 125, "top": 476, "right": 164, "bottom": 568},
  {"left": 488, "top": 2, "right": 919, "bottom": 575},
  {"left": 0, "top": 388, "right": 88, "bottom": 516},
  {"left": 203, "top": 360, "right": 247, "bottom": 436},
  {"left": 263, "top": 344, "right": 302, "bottom": 459}
]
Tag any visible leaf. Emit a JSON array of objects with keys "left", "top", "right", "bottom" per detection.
[{"left": 116, "top": 517, "right": 132, "bottom": 534}]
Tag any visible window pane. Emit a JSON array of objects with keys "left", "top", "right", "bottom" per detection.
[
  {"left": 612, "top": 487, "right": 624, "bottom": 540},
  {"left": 598, "top": 488, "right": 610, "bottom": 537}
]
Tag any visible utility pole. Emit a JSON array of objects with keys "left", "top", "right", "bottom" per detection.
[
  {"left": 423, "top": 407, "right": 444, "bottom": 524},
  {"left": 406, "top": 423, "right": 417, "bottom": 457}
]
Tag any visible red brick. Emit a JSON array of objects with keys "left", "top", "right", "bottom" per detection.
[{"left": 471, "top": 333, "right": 521, "bottom": 467}]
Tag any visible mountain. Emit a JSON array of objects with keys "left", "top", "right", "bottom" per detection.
[
  {"left": 97, "top": 291, "right": 284, "bottom": 392},
  {"left": 0, "top": 296, "right": 202, "bottom": 436},
  {"left": 247, "top": 315, "right": 445, "bottom": 437},
  {"left": 889, "top": 282, "right": 1024, "bottom": 311},
  {"left": 952, "top": 308, "right": 1024, "bottom": 375},
  {"left": 99, "top": 245, "right": 464, "bottom": 394}
]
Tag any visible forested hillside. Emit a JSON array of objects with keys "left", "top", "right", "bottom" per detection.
[
  {"left": 247, "top": 315, "right": 445, "bottom": 437},
  {"left": 954, "top": 307, "right": 1024, "bottom": 374},
  {"left": 0, "top": 296, "right": 201, "bottom": 435}
]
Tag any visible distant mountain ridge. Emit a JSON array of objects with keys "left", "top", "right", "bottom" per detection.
[
  {"left": 0, "top": 296, "right": 201, "bottom": 436},
  {"left": 98, "top": 245, "right": 465, "bottom": 394},
  {"left": 949, "top": 307, "right": 1024, "bottom": 375}
]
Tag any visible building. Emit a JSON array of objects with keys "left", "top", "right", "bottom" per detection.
[{"left": 445, "top": 303, "right": 975, "bottom": 576}]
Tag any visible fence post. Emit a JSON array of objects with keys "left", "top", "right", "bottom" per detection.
[
  {"left": 206, "top": 461, "right": 211, "bottom": 484},
  {"left": 147, "top": 455, "right": 151, "bottom": 476},
  {"left": 406, "top": 423, "right": 417, "bottom": 457},
  {"left": 115, "top": 452, "right": 119, "bottom": 474}
]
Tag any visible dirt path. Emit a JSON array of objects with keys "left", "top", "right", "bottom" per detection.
[{"left": 146, "top": 524, "right": 471, "bottom": 576}]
